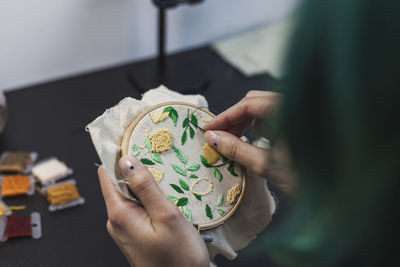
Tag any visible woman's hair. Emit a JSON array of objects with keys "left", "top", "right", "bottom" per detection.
[{"left": 266, "top": 0, "right": 400, "bottom": 266}]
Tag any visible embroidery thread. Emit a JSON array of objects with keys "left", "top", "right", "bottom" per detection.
[
  {"left": 163, "top": 106, "right": 178, "bottom": 126},
  {"left": 148, "top": 167, "right": 164, "bottom": 183},
  {"left": 172, "top": 145, "right": 188, "bottom": 164},
  {"left": 205, "top": 204, "right": 213, "bottom": 220},
  {"left": 190, "top": 177, "right": 213, "bottom": 196},
  {"left": 182, "top": 206, "right": 192, "bottom": 221},
  {"left": 170, "top": 184, "right": 184, "bottom": 194},
  {"left": 216, "top": 194, "right": 223, "bottom": 206},
  {"left": 186, "top": 162, "right": 200, "bottom": 171},
  {"left": 212, "top": 167, "right": 222, "bottom": 181},
  {"left": 148, "top": 129, "right": 172, "bottom": 153},
  {"left": 178, "top": 178, "right": 189, "bottom": 191},
  {"left": 151, "top": 152, "right": 163, "bottom": 164},
  {"left": 176, "top": 197, "right": 188, "bottom": 207},
  {"left": 140, "top": 158, "right": 155, "bottom": 165},
  {"left": 227, "top": 184, "right": 242, "bottom": 205},
  {"left": 171, "top": 163, "right": 187, "bottom": 176}
]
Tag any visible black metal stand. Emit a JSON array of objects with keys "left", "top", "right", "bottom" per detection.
[{"left": 127, "top": 0, "right": 210, "bottom": 94}]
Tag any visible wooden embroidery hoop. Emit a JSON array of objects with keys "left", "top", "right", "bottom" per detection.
[{"left": 121, "top": 101, "right": 246, "bottom": 230}]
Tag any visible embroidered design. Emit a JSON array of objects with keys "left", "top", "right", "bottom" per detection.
[
  {"left": 170, "top": 183, "right": 184, "bottom": 194},
  {"left": 193, "top": 193, "right": 202, "bottom": 200},
  {"left": 227, "top": 162, "right": 238, "bottom": 176},
  {"left": 132, "top": 144, "right": 140, "bottom": 157},
  {"left": 172, "top": 145, "right": 188, "bottom": 164},
  {"left": 167, "top": 195, "right": 178, "bottom": 201},
  {"left": 186, "top": 162, "right": 200, "bottom": 171},
  {"left": 227, "top": 184, "right": 242, "bottom": 205},
  {"left": 140, "top": 158, "right": 155, "bottom": 165},
  {"left": 182, "top": 206, "right": 192, "bottom": 221},
  {"left": 189, "top": 174, "right": 198, "bottom": 179},
  {"left": 200, "top": 155, "right": 212, "bottom": 167},
  {"left": 163, "top": 106, "right": 178, "bottom": 126},
  {"left": 145, "top": 137, "right": 152, "bottom": 150},
  {"left": 216, "top": 194, "right": 223, "bottom": 206},
  {"left": 181, "top": 109, "right": 202, "bottom": 145},
  {"left": 217, "top": 209, "right": 225, "bottom": 216},
  {"left": 148, "top": 167, "right": 164, "bottom": 183},
  {"left": 212, "top": 167, "right": 222, "bottom": 181},
  {"left": 176, "top": 197, "right": 188, "bottom": 207},
  {"left": 190, "top": 177, "right": 213, "bottom": 196},
  {"left": 150, "top": 110, "right": 169, "bottom": 124},
  {"left": 151, "top": 152, "right": 163, "bottom": 164},
  {"left": 202, "top": 143, "right": 220, "bottom": 164},
  {"left": 148, "top": 128, "right": 172, "bottom": 153},
  {"left": 198, "top": 112, "right": 211, "bottom": 123},
  {"left": 205, "top": 204, "right": 213, "bottom": 220},
  {"left": 171, "top": 163, "right": 187, "bottom": 176},
  {"left": 178, "top": 178, "right": 189, "bottom": 191}
]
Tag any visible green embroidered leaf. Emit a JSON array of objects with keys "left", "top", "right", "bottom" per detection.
[
  {"left": 205, "top": 204, "right": 213, "bottom": 219},
  {"left": 194, "top": 193, "right": 202, "bottom": 200},
  {"left": 186, "top": 162, "right": 200, "bottom": 171},
  {"left": 179, "top": 178, "right": 189, "bottom": 191},
  {"left": 167, "top": 195, "right": 178, "bottom": 202},
  {"left": 172, "top": 145, "right": 188, "bottom": 164},
  {"left": 227, "top": 162, "right": 238, "bottom": 176},
  {"left": 212, "top": 167, "right": 222, "bottom": 181},
  {"left": 189, "top": 125, "right": 195, "bottom": 139},
  {"left": 140, "top": 158, "right": 155, "bottom": 165},
  {"left": 169, "top": 108, "right": 178, "bottom": 126},
  {"left": 216, "top": 194, "right": 223, "bottom": 206},
  {"left": 200, "top": 155, "right": 212, "bottom": 167},
  {"left": 163, "top": 106, "right": 173, "bottom": 113},
  {"left": 221, "top": 156, "right": 227, "bottom": 163},
  {"left": 132, "top": 144, "right": 138, "bottom": 151},
  {"left": 181, "top": 130, "right": 187, "bottom": 145},
  {"left": 190, "top": 114, "right": 198, "bottom": 127},
  {"left": 170, "top": 184, "right": 184, "bottom": 194},
  {"left": 182, "top": 117, "right": 189, "bottom": 128},
  {"left": 176, "top": 197, "right": 188, "bottom": 207},
  {"left": 171, "top": 163, "right": 187, "bottom": 176},
  {"left": 133, "top": 150, "right": 140, "bottom": 157},
  {"left": 145, "top": 137, "right": 152, "bottom": 150},
  {"left": 189, "top": 174, "right": 198, "bottom": 179},
  {"left": 217, "top": 209, "right": 225, "bottom": 215},
  {"left": 182, "top": 206, "right": 192, "bottom": 221},
  {"left": 151, "top": 152, "right": 163, "bottom": 164}
]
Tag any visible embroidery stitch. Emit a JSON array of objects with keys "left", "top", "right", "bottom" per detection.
[
  {"left": 227, "top": 184, "right": 242, "bottom": 205},
  {"left": 217, "top": 209, "right": 225, "bottom": 215},
  {"left": 193, "top": 193, "right": 202, "bottom": 200},
  {"left": 171, "top": 163, "right": 187, "bottom": 176},
  {"left": 170, "top": 184, "right": 184, "bottom": 194},
  {"left": 189, "top": 174, "right": 198, "bottom": 178},
  {"left": 182, "top": 206, "right": 192, "bottom": 221},
  {"left": 190, "top": 177, "right": 213, "bottom": 196},
  {"left": 186, "top": 163, "right": 200, "bottom": 171},
  {"left": 140, "top": 158, "right": 155, "bottom": 165},
  {"left": 216, "top": 194, "right": 223, "bottom": 206},
  {"left": 198, "top": 112, "right": 211, "bottom": 123},
  {"left": 178, "top": 178, "right": 189, "bottom": 191},
  {"left": 163, "top": 106, "right": 178, "bottom": 126},
  {"left": 176, "top": 197, "right": 188, "bottom": 207},
  {"left": 148, "top": 128, "right": 172, "bottom": 153},
  {"left": 212, "top": 167, "right": 222, "bottom": 181},
  {"left": 151, "top": 152, "right": 163, "bottom": 164},
  {"left": 148, "top": 167, "right": 164, "bottom": 183},
  {"left": 150, "top": 110, "right": 169, "bottom": 124},
  {"left": 172, "top": 145, "right": 188, "bottom": 164},
  {"left": 227, "top": 162, "right": 238, "bottom": 176},
  {"left": 205, "top": 204, "right": 213, "bottom": 220},
  {"left": 202, "top": 143, "right": 220, "bottom": 164},
  {"left": 167, "top": 195, "right": 178, "bottom": 201},
  {"left": 145, "top": 137, "right": 152, "bottom": 150}
]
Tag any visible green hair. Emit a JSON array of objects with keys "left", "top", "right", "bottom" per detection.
[{"left": 264, "top": 0, "right": 400, "bottom": 266}]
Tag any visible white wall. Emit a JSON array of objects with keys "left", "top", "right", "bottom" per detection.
[{"left": 0, "top": 0, "right": 298, "bottom": 91}]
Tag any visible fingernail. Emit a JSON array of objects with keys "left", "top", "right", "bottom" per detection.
[
  {"left": 205, "top": 131, "right": 220, "bottom": 148},
  {"left": 119, "top": 155, "right": 142, "bottom": 176}
]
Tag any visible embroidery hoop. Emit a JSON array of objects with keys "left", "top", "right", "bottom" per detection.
[{"left": 121, "top": 102, "right": 246, "bottom": 230}]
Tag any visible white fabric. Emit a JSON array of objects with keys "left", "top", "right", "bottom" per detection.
[
  {"left": 86, "top": 85, "right": 275, "bottom": 264},
  {"left": 212, "top": 15, "right": 296, "bottom": 79}
]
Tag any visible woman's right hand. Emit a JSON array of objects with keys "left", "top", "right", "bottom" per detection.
[{"left": 203, "top": 90, "right": 296, "bottom": 196}]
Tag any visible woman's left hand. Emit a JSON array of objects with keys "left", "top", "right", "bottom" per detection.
[{"left": 98, "top": 155, "right": 209, "bottom": 267}]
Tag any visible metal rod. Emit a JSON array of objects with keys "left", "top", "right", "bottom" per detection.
[{"left": 158, "top": 6, "right": 166, "bottom": 70}]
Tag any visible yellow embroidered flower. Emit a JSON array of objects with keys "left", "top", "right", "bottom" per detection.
[
  {"left": 148, "top": 128, "right": 173, "bottom": 153},
  {"left": 150, "top": 111, "right": 169, "bottom": 124},
  {"left": 148, "top": 167, "right": 164, "bottom": 183},
  {"left": 227, "top": 184, "right": 241, "bottom": 205},
  {"left": 202, "top": 143, "right": 219, "bottom": 164}
]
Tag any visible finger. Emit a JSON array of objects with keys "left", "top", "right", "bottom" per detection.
[
  {"left": 204, "top": 94, "right": 278, "bottom": 132},
  {"left": 204, "top": 130, "right": 269, "bottom": 177},
  {"left": 119, "top": 155, "right": 178, "bottom": 221},
  {"left": 98, "top": 166, "right": 147, "bottom": 227}
]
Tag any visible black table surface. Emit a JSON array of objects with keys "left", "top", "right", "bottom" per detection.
[{"left": 0, "top": 46, "right": 290, "bottom": 267}]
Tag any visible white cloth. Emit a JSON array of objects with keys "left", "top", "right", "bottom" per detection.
[{"left": 86, "top": 85, "right": 276, "bottom": 264}]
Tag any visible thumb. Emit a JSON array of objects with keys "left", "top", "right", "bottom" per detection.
[
  {"left": 119, "top": 155, "right": 176, "bottom": 220},
  {"left": 204, "top": 130, "right": 269, "bottom": 178}
]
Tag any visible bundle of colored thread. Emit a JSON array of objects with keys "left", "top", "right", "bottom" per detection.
[
  {"left": 5, "top": 215, "right": 32, "bottom": 238},
  {"left": 1, "top": 175, "right": 31, "bottom": 197},
  {"left": 0, "top": 152, "right": 35, "bottom": 173},
  {"left": 45, "top": 182, "right": 81, "bottom": 205}
]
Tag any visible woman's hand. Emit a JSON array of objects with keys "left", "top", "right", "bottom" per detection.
[
  {"left": 98, "top": 156, "right": 209, "bottom": 267},
  {"left": 203, "top": 90, "right": 296, "bottom": 196}
]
